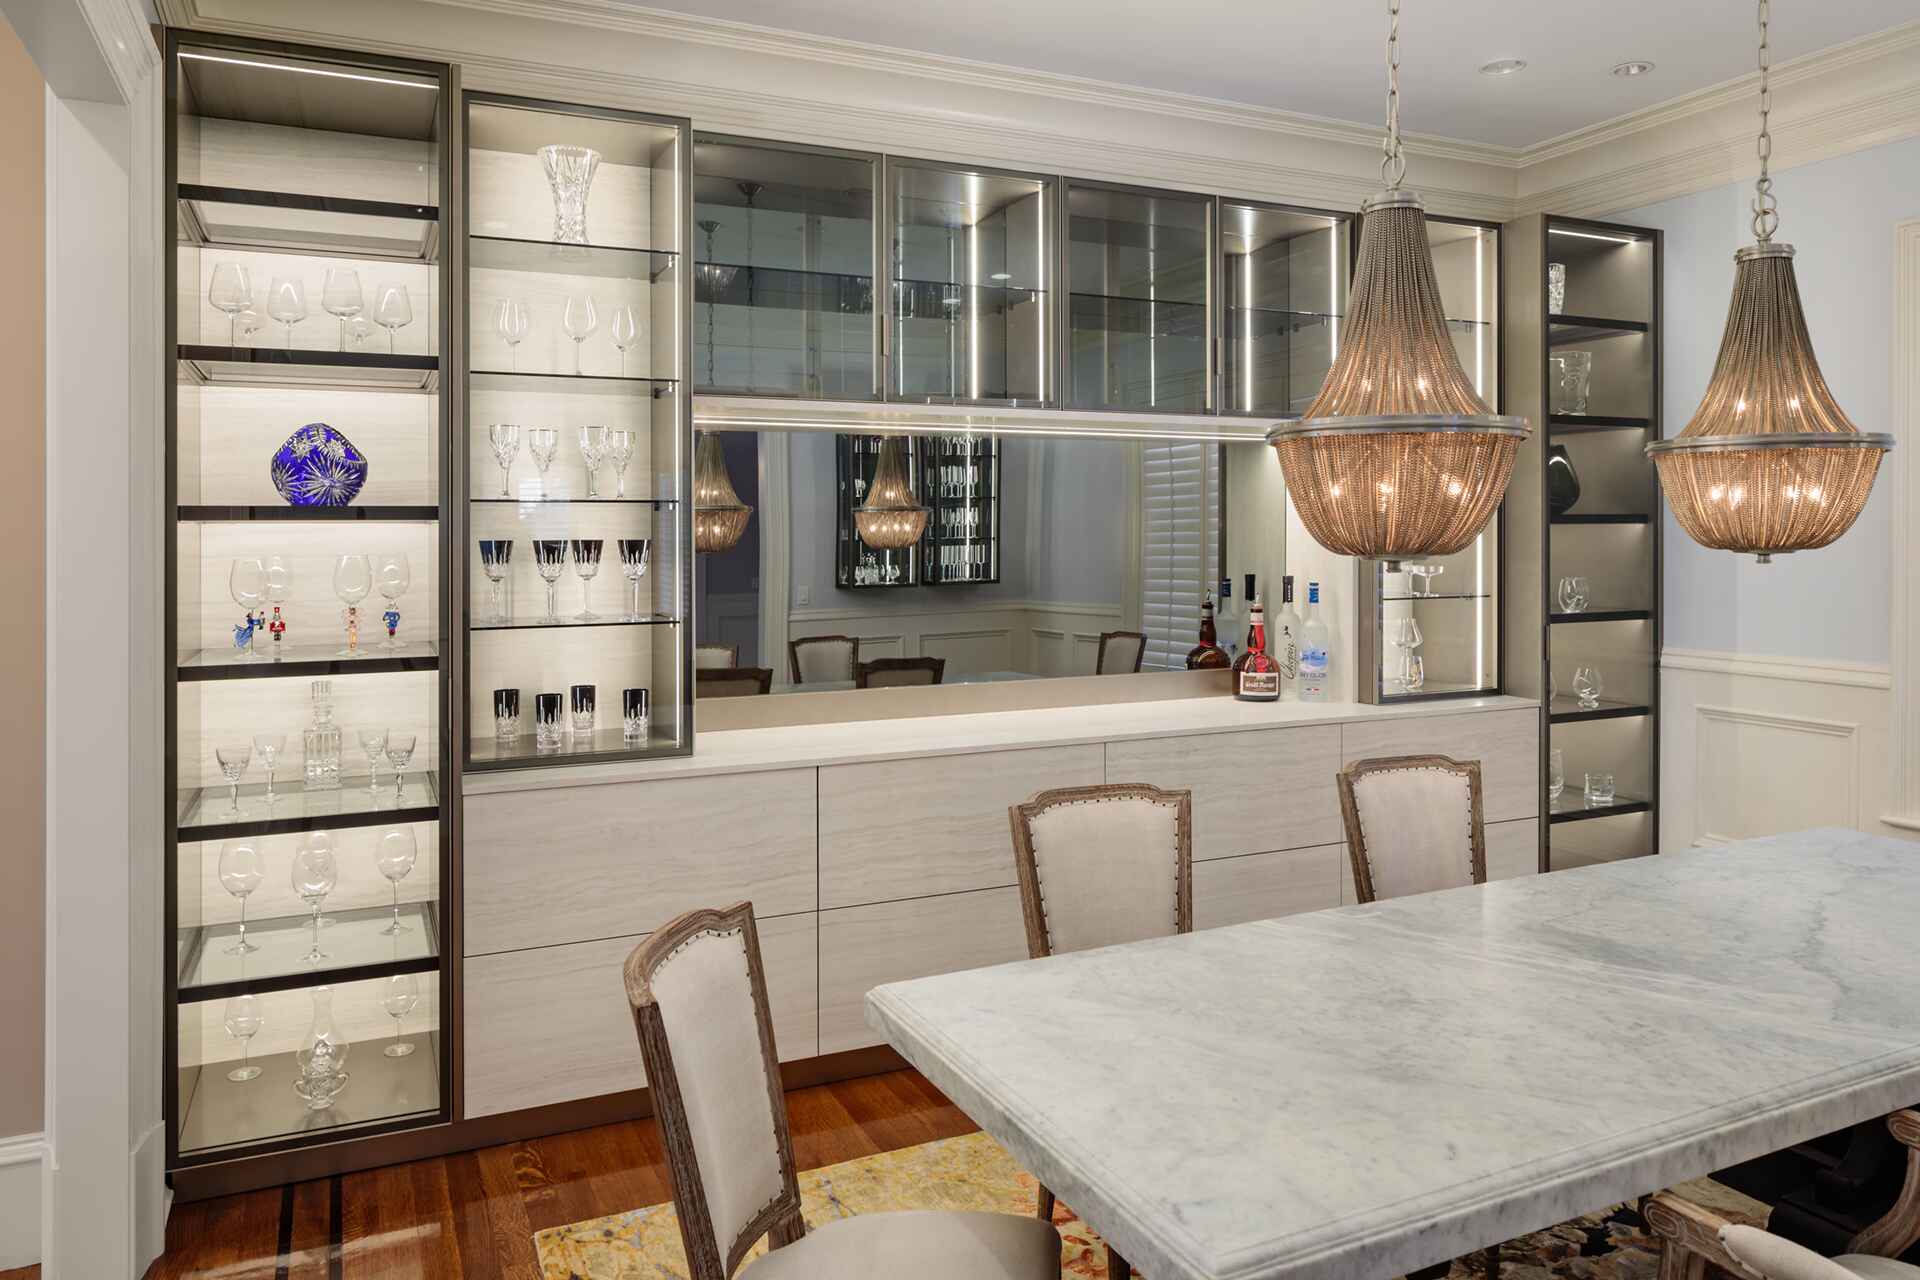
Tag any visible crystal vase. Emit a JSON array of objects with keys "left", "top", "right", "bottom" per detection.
[
  {"left": 538, "top": 144, "right": 601, "bottom": 245},
  {"left": 293, "top": 985, "right": 352, "bottom": 1111}
]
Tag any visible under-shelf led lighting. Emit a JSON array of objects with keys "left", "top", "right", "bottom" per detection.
[
  {"left": 179, "top": 51, "right": 437, "bottom": 91},
  {"left": 1241, "top": 213, "right": 1255, "bottom": 412},
  {"left": 1549, "top": 227, "right": 1640, "bottom": 244}
]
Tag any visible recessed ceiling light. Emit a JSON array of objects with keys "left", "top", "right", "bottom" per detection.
[
  {"left": 1478, "top": 58, "right": 1527, "bottom": 76},
  {"left": 1612, "top": 60, "right": 1656, "bottom": 77}
]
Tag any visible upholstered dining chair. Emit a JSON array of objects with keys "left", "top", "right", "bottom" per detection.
[
  {"left": 1721, "top": 1222, "right": 1918, "bottom": 1280},
  {"left": 788, "top": 634, "right": 858, "bottom": 684},
  {"left": 1008, "top": 782, "right": 1193, "bottom": 1280},
  {"left": 696, "top": 666, "right": 773, "bottom": 697},
  {"left": 625, "top": 903, "right": 1062, "bottom": 1280},
  {"left": 854, "top": 656, "right": 946, "bottom": 688},
  {"left": 1095, "top": 630, "right": 1147, "bottom": 674},
  {"left": 695, "top": 643, "right": 739, "bottom": 670},
  {"left": 1337, "top": 754, "right": 1487, "bottom": 904}
]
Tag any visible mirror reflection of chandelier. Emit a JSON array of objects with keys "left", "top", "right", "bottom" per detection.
[
  {"left": 692, "top": 431, "right": 752, "bottom": 554},
  {"left": 854, "top": 435, "right": 930, "bottom": 551}
]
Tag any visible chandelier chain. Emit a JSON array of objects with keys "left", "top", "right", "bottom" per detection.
[
  {"left": 1381, "top": 0, "right": 1405, "bottom": 189},
  {"left": 1752, "top": 0, "right": 1779, "bottom": 241}
]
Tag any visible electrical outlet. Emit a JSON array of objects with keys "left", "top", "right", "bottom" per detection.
[{"left": 796, "top": 586, "right": 811, "bottom": 606}]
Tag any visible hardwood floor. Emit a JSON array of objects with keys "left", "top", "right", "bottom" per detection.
[{"left": 144, "top": 1069, "right": 977, "bottom": 1279}]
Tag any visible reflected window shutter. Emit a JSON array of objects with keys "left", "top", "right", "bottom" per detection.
[{"left": 1140, "top": 443, "right": 1219, "bottom": 670}]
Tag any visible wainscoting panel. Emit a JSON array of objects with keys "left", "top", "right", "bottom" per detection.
[{"left": 787, "top": 600, "right": 1122, "bottom": 679}]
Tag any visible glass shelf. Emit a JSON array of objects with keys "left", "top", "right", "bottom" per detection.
[
  {"left": 178, "top": 505, "right": 440, "bottom": 522},
  {"left": 177, "top": 772, "right": 441, "bottom": 842},
  {"left": 470, "top": 612, "right": 678, "bottom": 631},
  {"left": 468, "top": 234, "right": 675, "bottom": 279},
  {"left": 177, "top": 344, "right": 439, "bottom": 393},
  {"left": 177, "top": 902, "right": 439, "bottom": 1001},
  {"left": 1549, "top": 414, "right": 1650, "bottom": 431},
  {"left": 1548, "top": 695, "right": 1652, "bottom": 724},
  {"left": 1551, "top": 513, "right": 1649, "bottom": 525},
  {"left": 469, "top": 369, "right": 677, "bottom": 396},
  {"left": 1550, "top": 609, "right": 1653, "bottom": 624},
  {"left": 179, "top": 641, "right": 440, "bottom": 681},
  {"left": 1549, "top": 316, "right": 1649, "bottom": 346},
  {"left": 468, "top": 496, "right": 676, "bottom": 506},
  {"left": 1549, "top": 791, "right": 1652, "bottom": 823},
  {"left": 1379, "top": 592, "right": 1492, "bottom": 603},
  {"left": 177, "top": 183, "right": 440, "bottom": 261},
  {"left": 469, "top": 725, "right": 682, "bottom": 769}
]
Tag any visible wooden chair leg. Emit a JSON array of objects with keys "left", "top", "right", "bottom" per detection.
[
  {"left": 1645, "top": 1192, "right": 1745, "bottom": 1280},
  {"left": 1035, "top": 1183, "right": 1056, "bottom": 1223},
  {"left": 1485, "top": 1244, "right": 1500, "bottom": 1279},
  {"left": 1850, "top": 1110, "right": 1920, "bottom": 1258},
  {"left": 1108, "top": 1247, "right": 1131, "bottom": 1280}
]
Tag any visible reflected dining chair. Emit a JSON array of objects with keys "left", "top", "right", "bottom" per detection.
[
  {"left": 1008, "top": 782, "right": 1193, "bottom": 1280},
  {"left": 625, "top": 903, "right": 1063, "bottom": 1280},
  {"left": 1719, "top": 1221, "right": 1919, "bottom": 1280},
  {"left": 1095, "top": 630, "right": 1147, "bottom": 674},
  {"left": 788, "top": 634, "right": 858, "bottom": 684},
  {"left": 854, "top": 656, "right": 945, "bottom": 688},
  {"left": 696, "top": 667, "right": 773, "bottom": 697},
  {"left": 696, "top": 643, "right": 740, "bottom": 670}
]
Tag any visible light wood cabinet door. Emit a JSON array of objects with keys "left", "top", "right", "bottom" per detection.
[
  {"left": 818, "top": 887, "right": 1029, "bottom": 1054},
  {"left": 1107, "top": 726, "right": 1344, "bottom": 860},
  {"left": 463, "top": 912, "right": 819, "bottom": 1119},
  {"left": 1194, "top": 843, "right": 1345, "bottom": 930},
  {"left": 464, "top": 768, "right": 817, "bottom": 955},
  {"left": 1339, "top": 709, "right": 1540, "bottom": 822},
  {"left": 818, "top": 745, "right": 1104, "bottom": 909}
]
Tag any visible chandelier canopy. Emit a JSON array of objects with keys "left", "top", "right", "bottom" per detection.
[
  {"left": 854, "top": 435, "right": 929, "bottom": 551},
  {"left": 692, "top": 431, "right": 752, "bottom": 554}
]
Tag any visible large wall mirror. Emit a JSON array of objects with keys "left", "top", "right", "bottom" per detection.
[{"left": 690, "top": 430, "right": 1286, "bottom": 699}]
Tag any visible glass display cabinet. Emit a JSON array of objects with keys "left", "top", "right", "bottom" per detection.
[
  {"left": 692, "top": 137, "right": 878, "bottom": 399},
  {"left": 1065, "top": 181, "right": 1212, "bottom": 412},
  {"left": 835, "top": 434, "right": 922, "bottom": 588},
  {"left": 919, "top": 434, "right": 1002, "bottom": 585},
  {"left": 1356, "top": 217, "right": 1503, "bottom": 703},
  {"left": 166, "top": 32, "right": 453, "bottom": 1169},
  {"left": 1219, "top": 200, "right": 1350, "bottom": 417},
  {"left": 464, "top": 93, "right": 692, "bottom": 769}
]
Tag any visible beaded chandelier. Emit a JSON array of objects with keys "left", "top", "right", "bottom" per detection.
[
  {"left": 1645, "top": 0, "right": 1892, "bottom": 563},
  {"left": 692, "top": 431, "right": 752, "bottom": 554},
  {"left": 1266, "top": 0, "right": 1527, "bottom": 562},
  {"left": 854, "top": 435, "right": 930, "bottom": 551}
]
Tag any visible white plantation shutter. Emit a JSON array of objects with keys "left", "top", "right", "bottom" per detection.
[{"left": 1140, "top": 442, "right": 1220, "bottom": 670}]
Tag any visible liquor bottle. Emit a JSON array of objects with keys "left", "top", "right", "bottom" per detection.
[
  {"left": 302, "top": 678, "right": 342, "bottom": 790},
  {"left": 1238, "top": 573, "right": 1258, "bottom": 655},
  {"left": 1234, "top": 595, "right": 1281, "bottom": 701},
  {"left": 1272, "top": 575, "right": 1303, "bottom": 698},
  {"left": 1186, "top": 591, "right": 1231, "bottom": 670},
  {"left": 1300, "top": 580, "right": 1331, "bottom": 702}
]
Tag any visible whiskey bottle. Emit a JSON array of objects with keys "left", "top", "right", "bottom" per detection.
[
  {"left": 302, "top": 679, "right": 342, "bottom": 790},
  {"left": 1272, "top": 576, "right": 1303, "bottom": 698},
  {"left": 1234, "top": 595, "right": 1281, "bottom": 701},
  {"left": 1186, "top": 591, "right": 1232, "bottom": 670}
]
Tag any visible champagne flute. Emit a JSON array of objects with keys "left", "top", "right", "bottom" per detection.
[
  {"left": 385, "top": 733, "right": 417, "bottom": 802},
  {"left": 382, "top": 974, "right": 421, "bottom": 1058},
  {"left": 321, "top": 266, "right": 364, "bottom": 351},
  {"left": 562, "top": 293, "right": 597, "bottom": 374},
  {"left": 214, "top": 742, "right": 252, "bottom": 816},
  {"left": 373, "top": 282, "right": 414, "bottom": 353},
  {"left": 229, "top": 557, "right": 267, "bottom": 660},
  {"left": 332, "top": 554, "right": 372, "bottom": 656},
  {"left": 487, "top": 424, "right": 522, "bottom": 497},
  {"left": 209, "top": 262, "right": 253, "bottom": 346},
  {"left": 609, "top": 304, "right": 639, "bottom": 375},
  {"left": 494, "top": 296, "right": 528, "bottom": 371},
  {"left": 217, "top": 840, "right": 264, "bottom": 956},
  {"left": 290, "top": 833, "right": 338, "bottom": 964},
  {"left": 223, "top": 995, "right": 264, "bottom": 1082},
  {"left": 359, "top": 727, "right": 389, "bottom": 793},
  {"left": 374, "top": 553, "right": 411, "bottom": 651},
  {"left": 266, "top": 276, "right": 308, "bottom": 350},
  {"left": 578, "top": 425, "right": 608, "bottom": 499},
  {"left": 527, "top": 428, "right": 559, "bottom": 495},
  {"left": 374, "top": 826, "right": 418, "bottom": 936},
  {"left": 605, "top": 428, "right": 636, "bottom": 498},
  {"left": 252, "top": 733, "right": 286, "bottom": 803}
]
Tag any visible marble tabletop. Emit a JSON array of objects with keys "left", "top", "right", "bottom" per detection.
[{"left": 866, "top": 829, "right": 1920, "bottom": 1280}]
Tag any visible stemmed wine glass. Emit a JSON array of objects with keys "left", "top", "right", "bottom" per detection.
[
  {"left": 533, "top": 540, "right": 567, "bottom": 622},
  {"left": 214, "top": 742, "right": 252, "bottom": 816},
  {"left": 527, "top": 428, "right": 560, "bottom": 495},
  {"left": 265, "top": 555, "right": 292, "bottom": 657},
  {"left": 374, "top": 826, "right": 417, "bottom": 936},
  {"left": 358, "top": 727, "right": 389, "bottom": 794},
  {"left": 332, "top": 554, "right": 372, "bottom": 656},
  {"left": 385, "top": 733, "right": 417, "bottom": 802},
  {"left": 375, "top": 553, "right": 411, "bottom": 651},
  {"left": 217, "top": 840, "right": 264, "bottom": 956},
  {"left": 578, "top": 425, "right": 608, "bottom": 499},
  {"left": 606, "top": 429, "right": 636, "bottom": 498},
  {"left": 1573, "top": 665, "right": 1604, "bottom": 710},
  {"left": 494, "top": 297, "right": 528, "bottom": 370},
  {"left": 618, "top": 538, "right": 651, "bottom": 621},
  {"left": 373, "top": 283, "right": 414, "bottom": 353},
  {"left": 321, "top": 267, "right": 365, "bottom": 351},
  {"left": 252, "top": 733, "right": 286, "bottom": 803},
  {"left": 478, "top": 540, "right": 514, "bottom": 622},
  {"left": 609, "top": 304, "right": 639, "bottom": 375},
  {"left": 209, "top": 263, "right": 253, "bottom": 346},
  {"left": 570, "top": 539, "right": 604, "bottom": 621},
  {"left": 344, "top": 315, "right": 374, "bottom": 348},
  {"left": 291, "top": 833, "right": 338, "bottom": 966},
  {"left": 487, "top": 424, "right": 522, "bottom": 497},
  {"left": 267, "top": 276, "right": 308, "bottom": 350},
  {"left": 382, "top": 975, "right": 421, "bottom": 1058},
  {"left": 229, "top": 558, "right": 267, "bottom": 660},
  {"left": 562, "top": 293, "right": 598, "bottom": 374},
  {"left": 223, "top": 995, "right": 264, "bottom": 1083},
  {"left": 236, "top": 307, "right": 267, "bottom": 344}
]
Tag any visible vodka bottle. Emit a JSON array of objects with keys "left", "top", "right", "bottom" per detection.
[
  {"left": 1299, "top": 580, "right": 1331, "bottom": 703},
  {"left": 302, "top": 679, "right": 342, "bottom": 790},
  {"left": 1272, "top": 575, "right": 1303, "bottom": 699}
]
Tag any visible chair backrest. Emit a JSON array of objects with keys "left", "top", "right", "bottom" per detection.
[
  {"left": 1719, "top": 1225, "right": 1864, "bottom": 1280},
  {"left": 789, "top": 634, "right": 858, "bottom": 684},
  {"left": 1338, "top": 754, "right": 1486, "bottom": 903},
  {"left": 695, "top": 643, "right": 739, "bottom": 671},
  {"left": 625, "top": 903, "right": 801, "bottom": 1280},
  {"left": 855, "top": 656, "right": 946, "bottom": 688},
  {"left": 1010, "top": 783, "right": 1192, "bottom": 956},
  {"left": 1096, "top": 630, "right": 1147, "bottom": 674},
  {"left": 697, "top": 667, "right": 773, "bottom": 698}
]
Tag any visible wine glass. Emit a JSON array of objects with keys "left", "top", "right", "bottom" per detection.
[
  {"left": 487, "top": 424, "right": 522, "bottom": 497},
  {"left": 290, "top": 833, "right": 338, "bottom": 965},
  {"left": 478, "top": 539, "right": 513, "bottom": 622},
  {"left": 578, "top": 425, "right": 608, "bottom": 499},
  {"left": 209, "top": 262, "right": 253, "bottom": 346},
  {"left": 609, "top": 304, "right": 639, "bottom": 375},
  {"left": 214, "top": 742, "right": 252, "bottom": 815},
  {"left": 344, "top": 315, "right": 374, "bottom": 348},
  {"left": 385, "top": 733, "right": 417, "bottom": 802},
  {"left": 266, "top": 276, "right": 308, "bottom": 350},
  {"left": 562, "top": 293, "right": 598, "bottom": 374},
  {"left": 373, "top": 283, "right": 414, "bottom": 353},
  {"left": 321, "top": 266, "right": 364, "bottom": 351},
  {"left": 619, "top": 538, "right": 651, "bottom": 621},
  {"left": 374, "top": 826, "right": 418, "bottom": 936},
  {"left": 605, "top": 429, "right": 637, "bottom": 498},
  {"left": 494, "top": 296, "right": 528, "bottom": 370},
  {"left": 265, "top": 555, "right": 292, "bottom": 656},
  {"left": 236, "top": 307, "right": 266, "bottom": 344},
  {"left": 533, "top": 540, "right": 567, "bottom": 622},
  {"left": 374, "top": 553, "right": 411, "bottom": 651},
  {"left": 382, "top": 974, "right": 421, "bottom": 1058},
  {"left": 527, "top": 428, "right": 560, "bottom": 494},
  {"left": 228, "top": 557, "right": 267, "bottom": 660},
  {"left": 1556, "top": 575, "right": 1590, "bottom": 614},
  {"left": 217, "top": 840, "right": 264, "bottom": 955},
  {"left": 570, "top": 539, "right": 604, "bottom": 621},
  {"left": 358, "top": 727, "right": 389, "bottom": 793},
  {"left": 1549, "top": 747, "right": 1566, "bottom": 802},
  {"left": 252, "top": 733, "right": 286, "bottom": 803},
  {"left": 223, "top": 995, "right": 264, "bottom": 1083},
  {"left": 332, "top": 554, "right": 372, "bottom": 656},
  {"left": 1573, "top": 665, "right": 1604, "bottom": 710}
]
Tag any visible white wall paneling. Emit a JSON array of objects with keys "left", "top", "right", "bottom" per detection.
[
  {"left": 0, "top": 1133, "right": 44, "bottom": 1271},
  {"left": 1105, "top": 725, "right": 1344, "bottom": 860},
  {"left": 1887, "top": 217, "right": 1920, "bottom": 832}
]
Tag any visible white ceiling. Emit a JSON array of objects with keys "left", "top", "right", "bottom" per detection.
[{"left": 624, "top": 0, "right": 1916, "bottom": 149}]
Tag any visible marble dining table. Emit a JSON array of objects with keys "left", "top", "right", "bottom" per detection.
[{"left": 865, "top": 828, "right": 1920, "bottom": 1280}]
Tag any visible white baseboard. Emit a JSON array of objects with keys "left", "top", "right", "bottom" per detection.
[
  {"left": 0, "top": 1132, "right": 47, "bottom": 1270},
  {"left": 1661, "top": 646, "right": 1892, "bottom": 689}
]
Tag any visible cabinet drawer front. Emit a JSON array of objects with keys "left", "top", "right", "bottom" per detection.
[
  {"left": 464, "top": 912, "right": 819, "bottom": 1119},
  {"left": 819, "top": 745, "right": 1104, "bottom": 909},
  {"left": 819, "top": 887, "right": 1029, "bottom": 1055},
  {"left": 1339, "top": 709, "right": 1539, "bottom": 822},
  {"left": 465, "top": 768, "right": 817, "bottom": 955},
  {"left": 1194, "top": 843, "right": 1344, "bottom": 930},
  {"left": 1107, "top": 725, "right": 1343, "bottom": 860}
]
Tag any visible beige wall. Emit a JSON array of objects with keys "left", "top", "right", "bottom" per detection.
[{"left": 0, "top": 11, "right": 44, "bottom": 1139}]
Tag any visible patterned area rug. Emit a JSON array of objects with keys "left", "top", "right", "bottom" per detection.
[{"left": 534, "top": 1130, "right": 1761, "bottom": 1279}]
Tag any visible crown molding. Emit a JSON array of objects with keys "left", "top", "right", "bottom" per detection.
[{"left": 79, "top": 0, "right": 161, "bottom": 100}]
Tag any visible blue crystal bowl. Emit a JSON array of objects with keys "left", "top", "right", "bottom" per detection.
[{"left": 271, "top": 423, "right": 368, "bottom": 507}]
